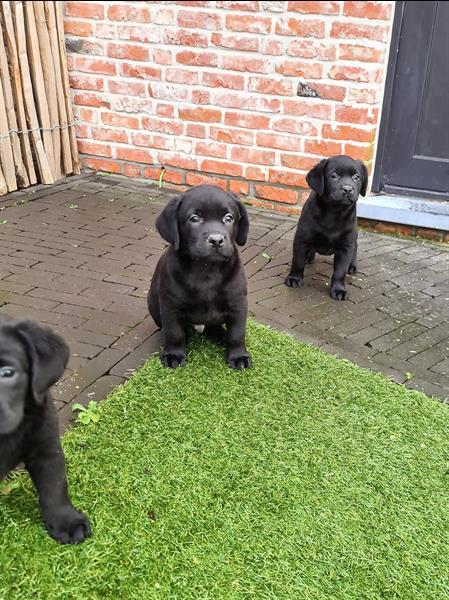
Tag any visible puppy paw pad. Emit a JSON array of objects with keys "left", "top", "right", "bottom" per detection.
[
  {"left": 47, "top": 512, "right": 91, "bottom": 545},
  {"left": 227, "top": 354, "right": 252, "bottom": 370},
  {"left": 284, "top": 275, "right": 303, "bottom": 288},
  {"left": 160, "top": 352, "right": 186, "bottom": 369},
  {"left": 330, "top": 288, "right": 348, "bottom": 301}
]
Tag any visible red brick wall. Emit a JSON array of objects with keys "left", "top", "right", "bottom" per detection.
[{"left": 65, "top": 0, "right": 394, "bottom": 213}]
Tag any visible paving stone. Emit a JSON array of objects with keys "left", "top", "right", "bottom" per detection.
[
  {"left": 387, "top": 325, "right": 449, "bottom": 361},
  {"left": 109, "top": 331, "right": 163, "bottom": 378},
  {"left": 421, "top": 282, "right": 449, "bottom": 298},
  {"left": 248, "top": 286, "right": 286, "bottom": 308},
  {"left": 404, "top": 378, "right": 449, "bottom": 404},
  {"left": 0, "top": 304, "right": 86, "bottom": 327},
  {"left": 111, "top": 316, "right": 158, "bottom": 351},
  {"left": 432, "top": 357, "right": 449, "bottom": 376},
  {"left": 54, "top": 347, "right": 129, "bottom": 404},
  {"left": 247, "top": 275, "right": 286, "bottom": 295},
  {"left": 406, "top": 339, "right": 449, "bottom": 370},
  {"left": 368, "top": 322, "right": 429, "bottom": 352},
  {"left": 251, "top": 305, "right": 298, "bottom": 330},
  {"left": 347, "top": 325, "right": 385, "bottom": 346},
  {"left": 370, "top": 315, "right": 417, "bottom": 335},
  {"left": 0, "top": 290, "right": 59, "bottom": 311},
  {"left": 27, "top": 287, "right": 109, "bottom": 310},
  {"left": 330, "top": 310, "right": 386, "bottom": 335}
]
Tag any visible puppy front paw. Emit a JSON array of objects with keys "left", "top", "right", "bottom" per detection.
[
  {"left": 227, "top": 350, "right": 252, "bottom": 371},
  {"left": 330, "top": 285, "right": 348, "bottom": 301},
  {"left": 285, "top": 274, "right": 303, "bottom": 288},
  {"left": 160, "top": 350, "right": 186, "bottom": 368},
  {"left": 45, "top": 507, "right": 91, "bottom": 545},
  {"left": 348, "top": 263, "right": 357, "bottom": 274}
]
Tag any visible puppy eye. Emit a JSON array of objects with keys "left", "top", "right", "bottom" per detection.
[
  {"left": 0, "top": 367, "right": 15, "bottom": 378},
  {"left": 189, "top": 215, "right": 200, "bottom": 224},
  {"left": 352, "top": 173, "right": 360, "bottom": 180},
  {"left": 223, "top": 213, "right": 234, "bottom": 223},
  {"left": 330, "top": 172, "right": 339, "bottom": 179}
]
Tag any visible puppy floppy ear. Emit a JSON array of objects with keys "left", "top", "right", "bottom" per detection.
[
  {"left": 229, "top": 193, "right": 249, "bottom": 246},
  {"left": 155, "top": 195, "right": 183, "bottom": 251},
  {"left": 14, "top": 321, "right": 69, "bottom": 405},
  {"left": 306, "top": 159, "right": 327, "bottom": 196},
  {"left": 358, "top": 160, "right": 368, "bottom": 197}
]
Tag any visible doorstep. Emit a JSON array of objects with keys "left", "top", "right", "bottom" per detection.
[{"left": 357, "top": 194, "right": 449, "bottom": 232}]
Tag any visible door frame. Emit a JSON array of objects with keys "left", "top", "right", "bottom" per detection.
[
  {"left": 372, "top": 1, "right": 404, "bottom": 194},
  {"left": 372, "top": 1, "right": 449, "bottom": 200}
]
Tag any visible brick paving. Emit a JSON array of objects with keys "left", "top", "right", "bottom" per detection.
[{"left": 0, "top": 173, "right": 448, "bottom": 429}]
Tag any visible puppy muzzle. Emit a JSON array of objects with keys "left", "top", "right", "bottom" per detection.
[{"left": 0, "top": 402, "right": 23, "bottom": 435}]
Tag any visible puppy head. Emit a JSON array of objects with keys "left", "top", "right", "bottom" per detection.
[
  {"left": 156, "top": 185, "right": 249, "bottom": 261},
  {"left": 306, "top": 155, "right": 368, "bottom": 204},
  {"left": 0, "top": 317, "right": 69, "bottom": 435}
]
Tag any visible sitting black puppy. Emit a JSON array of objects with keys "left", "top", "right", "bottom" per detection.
[
  {"left": 0, "top": 315, "right": 91, "bottom": 544},
  {"left": 285, "top": 155, "right": 368, "bottom": 300},
  {"left": 148, "top": 184, "right": 251, "bottom": 370}
]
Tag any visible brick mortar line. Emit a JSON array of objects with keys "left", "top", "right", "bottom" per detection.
[
  {"left": 65, "top": 10, "right": 392, "bottom": 29},
  {"left": 71, "top": 97, "right": 383, "bottom": 127},
  {"left": 64, "top": 20, "right": 392, "bottom": 47},
  {"left": 69, "top": 74, "right": 387, "bottom": 97},
  {"left": 74, "top": 113, "right": 377, "bottom": 135},
  {"left": 69, "top": 92, "right": 385, "bottom": 124},
  {"left": 65, "top": 8, "right": 392, "bottom": 29},
  {"left": 67, "top": 46, "right": 389, "bottom": 73},
  {"left": 78, "top": 154, "right": 309, "bottom": 181}
]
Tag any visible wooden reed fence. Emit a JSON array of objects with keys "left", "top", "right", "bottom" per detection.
[{"left": 0, "top": 1, "right": 79, "bottom": 196}]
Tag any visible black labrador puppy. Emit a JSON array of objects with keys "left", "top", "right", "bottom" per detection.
[
  {"left": 0, "top": 315, "right": 91, "bottom": 544},
  {"left": 148, "top": 184, "right": 251, "bottom": 370},
  {"left": 285, "top": 155, "right": 368, "bottom": 300}
]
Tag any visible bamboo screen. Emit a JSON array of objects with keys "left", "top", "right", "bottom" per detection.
[{"left": 0, "top": 1, "right": 79, "bottom": 196}]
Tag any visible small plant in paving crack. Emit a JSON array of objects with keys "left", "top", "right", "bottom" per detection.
[{"left": 72, "top": 401, "right": 102, "bottom": 425}]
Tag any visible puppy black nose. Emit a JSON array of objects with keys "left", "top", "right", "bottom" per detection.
[
  {"left": 207, "top": 234, "right": 224, "bottom": 247},
  {"left": 341, "top": 185, "right": 354, "bottom": 197}
]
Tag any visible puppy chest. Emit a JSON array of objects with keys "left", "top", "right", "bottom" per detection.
[
  {"left": 311, "top": 230, "right": 354, "bottom": 255},
  {"left": 186, "top": 297, "right": 225, "bottom": 325},
  {"left": 188, "top": 308, "right": 224, "bottom": 326},
  {"left": 312, "top": 233, "right": 336, "bottom": 255},
  {"left": 184, "top": 285, "right": 227, "bottom": 324}
]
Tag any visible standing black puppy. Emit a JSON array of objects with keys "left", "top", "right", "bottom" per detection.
[
  {"left": 148, "top": 184, "right": 251, "bottom": 370},
  {"left": 285, "top": 155, "right": 368, "bottom": 300},
  {"left": 0, "top": 315, "right": 91, "bottom": 544}
]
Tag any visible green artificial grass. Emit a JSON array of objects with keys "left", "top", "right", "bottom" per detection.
[{"left": 1, "top": 322, "right": 449, "bottom": 599}]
